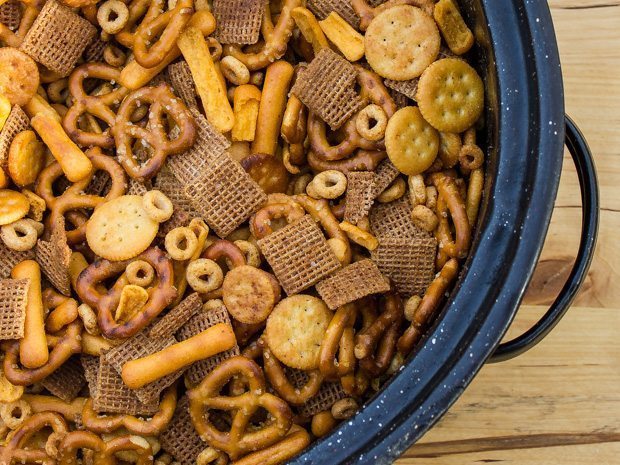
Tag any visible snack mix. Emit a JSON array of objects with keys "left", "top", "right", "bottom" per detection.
[{"left": 0, "top": 0, "right": 486, "bottom": 462}]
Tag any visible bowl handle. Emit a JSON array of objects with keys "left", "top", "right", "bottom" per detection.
[{"left": 489, "top": 115, "right": 600, "bottom": 363}]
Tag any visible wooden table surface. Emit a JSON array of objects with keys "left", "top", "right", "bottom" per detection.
[{"left": 397, "top": 1, "right": 620, "bottom": 463}]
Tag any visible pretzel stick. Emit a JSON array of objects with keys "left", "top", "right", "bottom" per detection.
[
  {"left": 11, "top": 260, "right": 48, "bottom": 369},
  {"left": 121, "top": 323, "right": 236, "bottom": 388},
  {"left": 31, "top": 113, "right": 92, "bottom": 182},
  {"left": 251, "top": 61, "right": 294, "bottom": 156}
]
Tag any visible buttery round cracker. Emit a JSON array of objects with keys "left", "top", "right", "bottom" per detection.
[
  {"left": 385, "top": 106, "right": 439, "bottom": 175},
  {"left": 0, "top": 189, "right": 30, "bottom": 226},
  {"left": 7, "top": 130, "right": 45, "bottom": 187},
  {"left": 0, "top": 48, "right": 40, "bottom": 106},
  {"left": 86, "top": 195, "right": 159, "bottom": 261},
  {"left": 265, "top": 295, "right": 333, "bottom": 370},
  {"left": 364, "top": 5, "right": 440, "bottom": 81},
  {"left": 416, "top": 58, "right": 484, "bottom": 133},
  {"left": 222, "top": 265, "right": 281, "bottom": 325}
]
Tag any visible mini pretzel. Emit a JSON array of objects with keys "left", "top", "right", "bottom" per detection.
[
  {"left": 233, "top": 240, "right": 261, "bottom": 268},
  {"left": 185, "top": 259, "right": 223, "bottom": 294},
  {"left": 352, "top": 0, "right": 435, "bottom": 31},
  {"left": 355, "top": 294, "right": 403, "bottom": 376},
  {"left": 223, "top": 0, "right": 303, "bottom": 71},
  {"left": 294, "top": 194, "right": 352, "bottom": 265},
  {"left": 431, "top": 172, "right": 471, "bottom": 259},
  {"left": 306, "top": 170, "right": 347, "bottom": 200},
  {"left": 0, "top": 412, "right": 69, "bottom": 465},
  {"left": 2, "top": 320, "right": 82, "bottom": 385},
  {"left": 202, "top": 239, "right": 247, "bottom": 268},
  {"left": 42, "top": 288, "right": 79, "bottom": 334},
  {"left": 397, "top": 258, "right": 459, "bottom": 355},
  {"left": 63, "top": 63, "right": 129, "bottom": 148},
  {"left": 112, "top": 83, "right": 197, "bottom": 181},
  {"left": 308, "top": 67, "right": 396, "bottom": 161},
  {"left": 82, "top": 384, "right": 177, "bottom": 435},
  {"left": 76, "top": 247, "right": 177, "bottom": 339},
  {"left": 57, "top": 430, "right": 153, "bottom": 465},
  {"left": 250, "top": 202, "right": 305, "bottom": 239},
  {"left": 281, "top": 94, "right": 307, "bottom": 146},
  {"left": 230, "top": 425, "right": 311, "bottom": 465},
  {"left": 35, "top": 147, "right": 127, "bottom": 245},
  {"left": 133, "top": 0, "right": 193, "bottom": 69},
  {"left": 318, "top": 303, "right": 357, "bottom": 379},
  {"left": 1, "top": 218, "right": 40, "bottom": 251},
  {"left": 308, "top": 148, "right": 387, "bottom": 174},
  {"left": 188, "top": 356, "right": 293, "bottom": 460}
]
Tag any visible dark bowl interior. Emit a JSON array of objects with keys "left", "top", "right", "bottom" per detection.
[{"left": 288, "top": 1, "right": 565, "bottom": 464}]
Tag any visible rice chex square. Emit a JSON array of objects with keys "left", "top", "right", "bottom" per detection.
[
  {"left": 213, "top": 0, "right": 265, "bottom": 45},
  {"left": 344, "top": 171, "right": 376, "bottom": 224},
  {"left": 160, "top": 396, "right": 205, "bottom": 465},
  {"left": 0, "top": 278, "right": 28, "bottom": 340}
]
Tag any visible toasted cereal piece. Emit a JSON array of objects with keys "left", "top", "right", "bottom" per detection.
[
  {"left": 149, "top": 293, "right": 202, "bottom": 338},
  {"left": 385, "top": 106, "right": 439, "bottom": 175},
  {"left": 104, "top": 331, "right": 182, "bottom": 404},
  {"left": 81, "top": 354, "right": 99, "bottom": 397},
  {"left": 434, "top": 0, "right": 474, "bottom": 56},
  {"left": 370, "top": 236, "right": 437, "bottom": 297},
  {"left": 291, "top": 48, "right": 365, "bottom": 130},
  {"left": 0, "top": 189, "right": 30, "bottom": 226},
  {"left": 166, "top": 60, "right": 198, "bottom": 109},
  {"left": 299, "top": 381, "right": 347, "bottom": 417},
  {"left": 416, "top": 58, "right": 484, "bottom": 133},
  {"left": 384, "top": 78, "right": 419, "bottom": 101},
  {"left": 0, "top": 48, "right": 39, "bottom": 106},
  {"left": 0, "top": 278, "right": 28, "bottom": 340},
  {"left": 35, "top": 217, "right": 72, "bottom": 296},
  {"left": 21, "top": 189, "right": 46, "bottom": 222},
  {"left": 7, "top": 130, "right": 45, "bottom": 187},
  {"left": 85, "top": 195, "right": 159, "bottom": 261},
  {"left": 257, "top": 215, "right": 341, "bottom": 295},
  {"left": 160, "top": 397, "right": 205, "bottom": 465},
  {"left": 369, "top": 196, "right": 427, "bottom": 239},
  {"left": 265, "top": 295, "right": 333, "bottom": 370},
  {"left": 319, "top": 12, "right": 365, "bottom": 62},
  {"left": 94, "top": 357, "right": 160, "bottom": 415},
  {"left": 84, "top": 36, "right": 107, "bottom": 63},
  {"left": 344, "top": 171, "right": 376, "bottom": 224},
  {"left": 40, "top": 357, "right": 86, "bottom": 402},
  {"left": 0, "top": 105, "right": 30, "bottom": 170},
  {"left": 316, "top": 259, "right": 390, "bottom": 310},
  {"left": 184, "top": 153, "right": 267, "bottom": 238},
  {"left": 0, "top": 0, "right": 21, "bottom": 32},
  {"left": 213, "top": 0, "right": 265, "bottom": 45},
  {"left": 0, "top": 241, "right": 34, "bottom": 279},
  {"left": 307, "top": 0, "right": 360, "bottom": 29},
  {"left": 372, "top": 159, "right": 400, "bottom": 199},
  {"left": 222, "top": 265, "right": 281, "bottom": 324},
  {"left": 19, "top": 0, "right": 96, "bottom": 76}
]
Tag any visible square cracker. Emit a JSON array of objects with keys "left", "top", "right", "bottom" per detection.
[
  {"left": 149, "top": 293, "right": 202, "bottom": 338},
  {"left": 316, "top": 259, "right": 390, "bottom": 310},
  {"left": 344, "top": 171, "right": 376, "bottom": 224},
  {"left": 20, "top": 0, "right": 96, "bottom": 76},
  {"left": 35, "top": 217, "right": 72, "bottom": 296},
  {"left": 160, "top": 396, "right": 205, "bottom": 465},
  {"left": 370, "top": 236, "right": 437, "bottom": 297},
  {"left": 0, "top": 240, "right": 35, "bottom": 279},
  {"left": 257, "top": 215, "right": 341, "bottom": 295},
  {"left": 307, "top": 0, "right": 360, "bottom": 29},
  {"left": 369, "top": 196, "right": 428, "bottom": 239},
  {"left": 41, "top": 357, "right": 86, "bottom": 402},
  {"left": 0, "top": 278, "right": 28, "bottom": 340},
  {"left": 213, "top": 0, "right": 265, "bottom": 45},
  {"left": 299, "top": 381, "right": 347, "bottom": 417},
  {"left": 184, "top": 153, "right": 266, "bottom": 238}
]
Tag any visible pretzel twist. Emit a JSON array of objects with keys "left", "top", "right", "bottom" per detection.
[
  {"left": 112, "top": 83, "right": 197, "bottom": 181},
  {"left": 431, "top": 172, "right": 472, "bottom": 259},
  {"left": 318, "top": 304, "right": 357, "bottom": 379},
  {"left": 308, "top": 67, "right": 395, "bottom": 162},
  {"left": 76, "top": 247, "right": 177, "bottom": 339},
  {"left": 249, "top": 202, "right": 305, "bottom": 239},
  {"left": 133, "top": 0, "right": 193, "bottom": 68},
  {"left": 352, "top": 0, "right": 435, "bottom": 31},
  {"left": 223, "top": 0, "right": 303, "bottom": 71},
  {"left": 0, "top": 412, "right": 69, "bottom": 465},
  {"left": 81, "top": 384, "right": 177, "bottom": 435},
  {"left": 2, "top": 320, "right": 82, "bottom": 386},
  {"left": 35, "top": 147, "right": 127, "bottom": 245},
  {"left": 355, "top": 294, "right": 403, "bottom": 377},
  {"left": 188, "top": 356, "right": 293, "bottom": 460},
  {"left": 202, "top": 239, "right": 247, "bottom": 268},
  {"left": 115, "top": 0, "right": 159, "bottom": 48},
  {"left": 57, "top": 430, "right": 153, "bottom": 465},
  {"left": 63, "top": 63, "right": 130, "bottom": 148},
  {"left": 397, "top": 259, "right": 459, "bottom": 355}
]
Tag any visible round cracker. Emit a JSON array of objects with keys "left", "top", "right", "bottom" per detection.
[
  {"left": 265, "top": 295, "right": 332, "bottom": 370},
  {"left": 0, "top": 189, "right": 30, "bottom": 226},
  {"left": 8, "top": 130, "right": 45, "bottom": 187},
  {"left": 364, "top": 5, "right": 440, "bottom": 81},
  {"left": 416, "top": 58, "right": 484, "bottom": 133},
  {"left": 86, "top": 195, "right": 159, "bottom": 261},
  {"left": 385, "top": 106, "right": 439, "bottom": 175},
  {"left": 0, "top": 48, "right": 40, "bottom": 106},
  {"left": 223, "top": 265, "right": 281, "bottom": 324}
]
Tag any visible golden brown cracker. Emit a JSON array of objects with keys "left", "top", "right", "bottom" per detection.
[
  {"left": 0, "top": 189, "right": 30, "bottom": 226},
  {"left": 0, "top": 48, "right": 40, "bottom": 106},
  {"left": 416, "top": 58, "right": 484, "bottom": 133},
  {"left": 364, "top": 5, "right": 440, "bottom": 80},
  {"left": 265, "top": 294, "right": 333, "bottom": 370},
  {"left": 222, "top": 265, "right": 281, "bottom": 324},
  {"left": 85, "top": 195, "right": 159, "bottom": 261}
]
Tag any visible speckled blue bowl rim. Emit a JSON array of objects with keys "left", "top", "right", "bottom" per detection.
[{"left": 288, "top": 1, "right": 565, "bottom": 463}]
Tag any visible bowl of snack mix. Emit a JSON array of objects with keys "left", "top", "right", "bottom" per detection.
[{"left": 0, "top": 0, "right": 599, "bottom": 464}]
